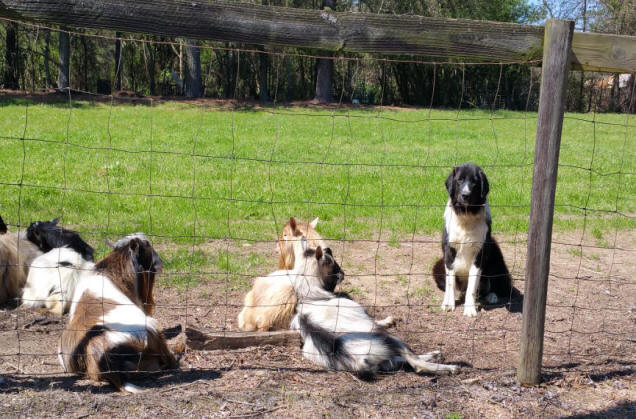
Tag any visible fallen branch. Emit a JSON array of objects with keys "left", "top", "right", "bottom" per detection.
[{"left": 186, "top": 327, "right": 302, "bottom": 351}]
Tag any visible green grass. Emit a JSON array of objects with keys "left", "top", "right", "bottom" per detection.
[{"left": 0, "top": 98, "right": 633, "bottom": 265}]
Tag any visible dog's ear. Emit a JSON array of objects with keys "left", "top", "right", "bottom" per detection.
[
  {"left": 479, "top": 168, "right": 490, "bottom": 198},
  {"left": 315, "top": 246, "right": 323, "bottom": 260},
  {"left": 445, "top": 167, "right": 456, "bottom": 197},
  {"left": 309, "top": 217, "right": 319, "bottom": 229},
  {"left": 51, "top": 216, "right": 61, "bottom": 225}
]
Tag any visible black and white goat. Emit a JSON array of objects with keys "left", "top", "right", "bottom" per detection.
[
  {"left": 20, "top": 217, "right": 95, "bottom": 314},
  {"left": 290, "top": 244, "right": 459, "bottom": 377},
  {"left": 59, "top": 233, "right": 181, "bottom": 393},
  {"left": 0, "top": 215, "right": 43, "bottom": 305},
  {"left": 26, "top": 217, "right": 94, "bottom": 261}
]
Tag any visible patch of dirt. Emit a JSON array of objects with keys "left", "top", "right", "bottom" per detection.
[{"left": 0, "top": 229, "right": 634, "bottom": 417}]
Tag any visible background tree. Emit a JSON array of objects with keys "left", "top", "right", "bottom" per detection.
[
  {"left": 57, "top": 28, "right": 70, "bottom": 90},
  {"left": 314, "top": 0, "right": 336, "bottom": 103},
  {"left": 184, "top": 39, "right": 203, "bottom": 98},
  {"left": 3, "top": 22, "right": 19, "bottom": 89}
]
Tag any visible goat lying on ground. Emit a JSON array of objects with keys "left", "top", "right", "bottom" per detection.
[
  {"left": 290, "top": 244, "right": 459, "bottom": 377},
  {"left": 238, "top": 217, "right": 395, "bottom": 331},
  {"left": 59, "top": 233, "right": 181, "bottom": 393},
  {"left": 0, "top": 215, "right": 42, "bottom": 305},
  {"left": 20, "top": 217, "right": 96, "bottom": 314},
  {"left": 26, "top": 217, "right": 94, "bottom": 261},
  {"left": 238, "top": 217, "right": 324, "bottom": 331}
]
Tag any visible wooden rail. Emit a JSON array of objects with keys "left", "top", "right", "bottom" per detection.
[{"left": 0, "top": 0, "right": 634, "bottom": 72}]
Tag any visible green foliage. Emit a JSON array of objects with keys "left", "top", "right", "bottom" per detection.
[{"left": 0, "top": 99, "right": 632, "bottom": 250}]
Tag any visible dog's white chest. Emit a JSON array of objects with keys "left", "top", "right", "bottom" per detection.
[{"left": 444, "top": 202, "right": 489, "bottom": 276}]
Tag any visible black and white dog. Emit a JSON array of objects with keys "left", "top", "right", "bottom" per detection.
[{"left": 433, "top": 163, "right": 512, "bottom": 317}]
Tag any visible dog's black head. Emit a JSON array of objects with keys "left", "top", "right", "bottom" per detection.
[
  {"left": 305, "top": 246, "right": 345, "bottom": 293},
  {"left": 445, "top": 163, "right": 490, "bottom": 214},
  {"left": 26, "top": 217, "right": 95, "bottom": 261}
]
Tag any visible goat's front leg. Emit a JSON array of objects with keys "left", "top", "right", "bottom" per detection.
[
  {"left": 463, "top": 264, "right": 481, "bottom": 317},
  {"left": 375, "top": 315, "right": 397, "bottom": 328},
  {"left": 441, "top": 268, "right": 456, "bottom": 312}
]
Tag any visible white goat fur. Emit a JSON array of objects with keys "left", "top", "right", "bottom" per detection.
[{"left": 21, "top": 247, "right": 95, "bottom": 315}]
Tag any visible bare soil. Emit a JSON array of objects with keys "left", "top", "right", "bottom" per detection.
[{"left": 1, "top": 230, "right": 634, "bottom": 418}]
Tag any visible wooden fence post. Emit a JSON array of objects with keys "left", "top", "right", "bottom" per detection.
[{"left": 518, "top": 19, "right": 574, "bottom": 385}]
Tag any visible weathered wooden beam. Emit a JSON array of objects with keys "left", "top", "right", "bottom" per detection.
[
  {"left": 571, "top": 32, "right": 636, "bottom": 73},
  {"left": 0, "top": 0, "right": 545, "bottom": 62},
  {"left": 186, "top": 327, "right": 301, "bottom": 351},
  {"left": 1, "top": 1, "right": 634, "bottom": 71},
  {"left": 518, "top": 19, "right": 574, "bottom": 386}
]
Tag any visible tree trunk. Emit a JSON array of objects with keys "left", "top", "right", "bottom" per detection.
[
  {"left": 184, "top": 39, "right": 203, "bottom": 98},
  {"left": 609, "top": 73, "right": 619, "bottom": 112},
  {"left": 145, "top": 41, "right": 156, "bottom": 95},
  {"left": 43, "top": 29, "right": 52, "bottom": 88},
  {"left": 114, "top": 32, "right": 122, "bottom": 91},
  {"left": 3, "top": 22, "right": 20, "bottom": 90},
  {"left": 57, "top": 28, "right": 70, "bottom": 90},
  {"left": 257, "top": 46, "right": 270, "bottom": 103},
  {"left": 314, "top": 0, "right": 336, "bottom": 104},
  {"left": 81, "top": 35, "right": 88, "bottom": 91}
]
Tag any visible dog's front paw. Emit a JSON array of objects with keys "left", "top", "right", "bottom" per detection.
[
  {"left": 441, "top": 300, "right": 455, "bottom": 312},
  {"left": 463, "top": 305, "right": 478, "bottom": 317}
]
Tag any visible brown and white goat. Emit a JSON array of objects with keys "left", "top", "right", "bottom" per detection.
[
  {"left": 59, "top": 233, "right": 181, "bottom": 393},
  {"left": 278, "top": 217, "right": 323, "bottom": 270},
  {"left": 0, "top": 215, "right": 42, "bottom": 305},
  {"left": 238, "top": 217, "right": 396, "bottom": 331},
  {"left": 238, "top": 217, "right": 324, "bottom": 332}
]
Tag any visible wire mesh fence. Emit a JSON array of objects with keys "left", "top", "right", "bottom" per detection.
[{"left": 0, "top": 17, "right": 634, "bottom": 415}]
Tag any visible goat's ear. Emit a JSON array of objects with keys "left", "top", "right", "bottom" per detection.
[
  {"left": 445, "top": 167, "right": 456, "bottom": 197},
  {"left": 129, "top": 238, "right": 139, "bottom": 256},
  {"left": 315, "top": 246, "right": 323, "bottom": 260},
  {"left": 289, "top": 217, "right": 297, "bottom": 232},
  {"left": 51, "top": 217, "right": 61, "bottom": 225},
  {"left": 479, "top": 168, "right": 490, "bottom": 198},
  {"left": 309, "top": 217, "right": 319, "bottom": 229}
]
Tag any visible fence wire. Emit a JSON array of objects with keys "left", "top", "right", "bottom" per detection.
[{"left": 0, "top": 19, "right": 634, "bottom": 404}]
